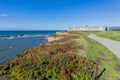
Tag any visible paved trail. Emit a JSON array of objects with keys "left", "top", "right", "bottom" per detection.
[{"left": 88, "top": 34, "right": 120, "bottom": 58}]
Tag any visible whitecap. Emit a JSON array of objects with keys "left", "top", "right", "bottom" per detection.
[
  {"left": 6, "top": 36, "right": 15, "bottom": 39},
  {"left": 0, "top": 34, "right": 49, "bottom": 40}
]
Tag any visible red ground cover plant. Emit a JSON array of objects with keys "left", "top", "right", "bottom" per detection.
[{"left": 0, "top": 32, "right": 96, "bottom": 80}]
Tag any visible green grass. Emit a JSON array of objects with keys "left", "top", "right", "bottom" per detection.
[
  {"left": 75, "top": 31, "right": 120, "bottom": 80},
  {"left": 92, "top": 31, "right": 120, "bottom": 41},
  {"left": 1, "top": 31, "right": 120, "bottom": 80},
  {"left": 0, "top": 32, "right": 95, "bottom": 80}
]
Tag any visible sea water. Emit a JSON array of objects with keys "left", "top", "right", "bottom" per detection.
[{"left": 0, "top": 30, "right": 64, "bottom": 64}]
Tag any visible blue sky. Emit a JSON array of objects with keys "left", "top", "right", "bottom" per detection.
[{"left": 0, "top": 0, "right": 120, "bottom": 30}]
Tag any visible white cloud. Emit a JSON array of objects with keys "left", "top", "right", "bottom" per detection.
[{"left": 0, "top": 14, "right": 8, "bottom": 17}]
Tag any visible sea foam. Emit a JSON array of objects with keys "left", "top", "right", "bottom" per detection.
[{"left": 0, "top": 34, "right": 49, "bottom": 40}]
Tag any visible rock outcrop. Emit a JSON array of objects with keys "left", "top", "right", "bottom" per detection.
[
  {"left": 48, "top": 32, "right": 69, "bottom": 42},
  {"left": 56, "top": 32, "right": 69, "bottom": 35}
]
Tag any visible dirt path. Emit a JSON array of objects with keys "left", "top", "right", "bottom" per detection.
[{"left": 88, "top": 34, "right": 120, "bottom": 58}]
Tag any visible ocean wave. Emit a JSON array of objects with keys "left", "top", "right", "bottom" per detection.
[
  {"left": 0, "top": 46, "right": 13, "bottom": 51},
  {"left": 0, "top": 34, "right": 49, "bottom": 40}
]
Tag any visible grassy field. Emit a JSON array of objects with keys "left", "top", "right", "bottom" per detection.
[
  {"left": 91, "top": 31, "right": 120, "bottom": 41},
  {"left": 0, "top": 31, "right": 120, "bottom": 80},
  {"left": 75, "top": 31, "right": 120, "bottom": 80},
  {"left": 0, "top": 32, "right": 96, "bottom": 80}
]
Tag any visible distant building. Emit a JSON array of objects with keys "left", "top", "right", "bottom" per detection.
[{"left": 68, "top": 25, "right": 109, "bottom": 31}]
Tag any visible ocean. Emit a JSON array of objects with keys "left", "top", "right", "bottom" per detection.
[
  {"left": 0, "top": 30, "right": 65, "bottom": 64},
  {"left": 110, "top": 26, "right": 120, "bottom": 30}
]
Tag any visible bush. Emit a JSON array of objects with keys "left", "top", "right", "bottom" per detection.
[{"left": 0, "top": 32, "right": 95, "bottom": 80}]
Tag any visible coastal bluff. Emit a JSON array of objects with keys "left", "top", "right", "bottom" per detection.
[
  {"left": 0, "top": 31, "right": 96, "bottom": 80},
  {"left": 48, "top": 32, "right": 69, "bottom": 42}
]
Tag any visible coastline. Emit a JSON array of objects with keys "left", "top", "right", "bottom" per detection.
[
  {"left": 1, "top": 31, "right": 120, "bottom": 80},
  {"left": 0, "top": 31, "right": 96, "bottom": 80},
  {"left": 0, "top": 30, "right": 62, "bottom": 64},
  {"left": 0, "top": 31, "right": 65, "bottom": 79}
]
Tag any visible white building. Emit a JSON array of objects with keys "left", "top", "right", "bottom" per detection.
[{"left": 68, "top": 25, "right": 109, "bottom": 31}]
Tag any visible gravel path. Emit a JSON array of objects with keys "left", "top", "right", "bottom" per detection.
[{"left": 88, "top": 34, "right": 120, "bottom": 58}]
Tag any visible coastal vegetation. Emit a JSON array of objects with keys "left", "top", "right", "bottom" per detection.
[
  {"left": 0, "top": 31, "right": 120, "bottom": 80},
  {"left": 0, "top": 32, "right": 96, "bottom": 80},
  {"left": 75, "top": 31, "right": 120, "bottom": 80}
]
